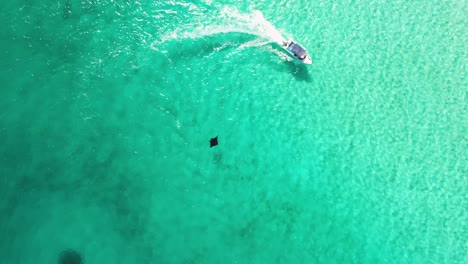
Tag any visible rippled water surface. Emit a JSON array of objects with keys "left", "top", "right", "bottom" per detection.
[{"left": 0, "top": 0, "right": 466, "bottom": 263}]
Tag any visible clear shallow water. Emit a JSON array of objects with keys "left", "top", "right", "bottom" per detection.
[{"left": 0, "top": 0, "right": 466, "bottom": 263}]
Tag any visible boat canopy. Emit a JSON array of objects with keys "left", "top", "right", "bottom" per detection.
[{"left": 290, "top": 44, "right": 307, "bottom": 59}]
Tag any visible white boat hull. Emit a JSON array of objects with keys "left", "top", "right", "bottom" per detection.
[{"left": 282, "top": 40, "right": 312, "bottom": 65}]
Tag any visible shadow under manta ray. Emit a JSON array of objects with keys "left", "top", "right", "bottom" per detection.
[{"left": 213, "top": 151, "right": 223, "bottom": 163}]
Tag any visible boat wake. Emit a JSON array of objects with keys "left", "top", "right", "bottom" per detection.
[{"left": 150, "top": 6, "right": 287, "bottom": 51}]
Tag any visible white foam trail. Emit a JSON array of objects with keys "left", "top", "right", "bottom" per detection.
[
  {"left": 151, "top": 6, "right": 287, "bottom": 50},
  {"left": 218, "top": 7, "right": 286, "bottom": 44},
  {"left": 268, "top": 46, "right": 294, "bottom": 62},
  {"left": 238, "top": 38, "right": 271, "bottom": 49}
]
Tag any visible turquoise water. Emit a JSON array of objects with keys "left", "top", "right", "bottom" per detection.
[{"left": 0, "top": 0, "right": 467, "bottom": 263}]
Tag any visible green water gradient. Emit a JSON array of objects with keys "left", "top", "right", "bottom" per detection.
[{"left": 0, "top": 0, "right": 466, "bottom": 263}]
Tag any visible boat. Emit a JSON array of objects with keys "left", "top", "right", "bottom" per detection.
[{"left": 281, "top": 40, "right": 312, "bottom": 64}]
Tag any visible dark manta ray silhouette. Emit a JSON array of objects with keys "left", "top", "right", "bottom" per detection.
[
  {"left": 210, "top": 136, "right": 218, "bottom": 148},
  {"left": 58, "top": 249, "right": 83, "bottom": 264}
]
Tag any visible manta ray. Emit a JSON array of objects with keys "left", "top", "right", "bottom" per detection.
[
  {"left": 210, "top": 136, "right": 218, "bottom": 148},
  {"left": 59, "top": 249, "right": 82, "bottom": 264}
]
